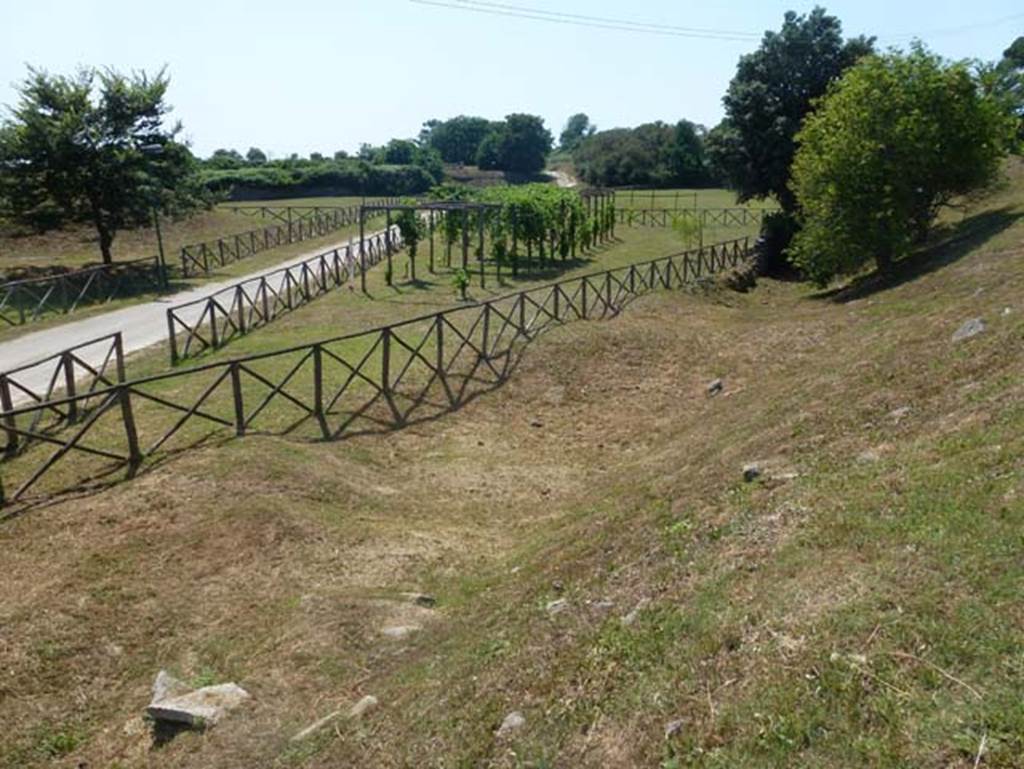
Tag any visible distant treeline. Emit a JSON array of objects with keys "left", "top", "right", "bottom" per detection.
[
  {"left": 572, "top": 120, "right": 722, "bottom": 189},
  {"left": 200, "top": 113, "right": 555, "bottom": 199}
]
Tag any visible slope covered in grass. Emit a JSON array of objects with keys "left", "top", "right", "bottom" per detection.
[{"left": 1, "top": 167, "right": 1022, "bottom": 768}]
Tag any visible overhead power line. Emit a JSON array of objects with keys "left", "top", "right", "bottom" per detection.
[
  {"left": 408, "top": 0, "right": 761, "bottom": 41},
  {"left": 410, "top": 0, "right": 1024, "bottom": 44}
]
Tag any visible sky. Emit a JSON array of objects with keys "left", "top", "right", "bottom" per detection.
[{"left": 1, "top": 0, "right": 1022, "bottom": 159}]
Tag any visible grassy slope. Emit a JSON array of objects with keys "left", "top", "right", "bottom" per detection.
[{"left": 1, "top": 171, "right": 1023, "bottom": 767}]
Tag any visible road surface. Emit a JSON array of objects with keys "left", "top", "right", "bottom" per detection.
[{"left": 0, "top": 228, "right": 390, "bottom": 404}]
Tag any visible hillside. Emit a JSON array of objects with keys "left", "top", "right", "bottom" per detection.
[{"left": 2, "top": 167, "right": 1023, "bottom": 767}]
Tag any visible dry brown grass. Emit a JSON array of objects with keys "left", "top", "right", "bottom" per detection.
[{"left": 1, "top": 172, "right": 1023, "bottom": 767}]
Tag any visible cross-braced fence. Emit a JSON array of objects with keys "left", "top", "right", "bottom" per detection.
[
  {"left": 0, "top": 257, "right": 162, "bottom": 327},
  {"left": 166, "top": 227, "right": 402, "bottom": 363},
  {"left": 1, "top": 332, "right": 125, "bottom": 460},
  {"left": 179, "top": 199, "right": 398, "bottom": 277},
  {"left": 618, "top": 208, "right": 776, "bottom": 229},
  {"left": 0, "top": 237, "right": 750, "bottom": 509}
]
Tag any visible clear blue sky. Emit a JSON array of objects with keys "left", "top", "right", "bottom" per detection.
[{"left": 2, "top": 0, "right": 1021, "bottom": 158}]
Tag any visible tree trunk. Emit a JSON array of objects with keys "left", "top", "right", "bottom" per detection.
[{"left": 88, "top": 202, "right": 115, "bottom": 265}]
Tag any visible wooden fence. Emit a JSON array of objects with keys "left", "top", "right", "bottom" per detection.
[
  {"left": 618, "top": 208, "right": 776, "bottom": 229},
  {"left": 179, "top": 199, "right": 397, "bottom": 277},
  {"left": 0, "top": 257, "right": 162, "bottom": 327},
  {"left": 0, "top": 237, "right": 750, "bottom": 509},
  {"left": 1, "top": 332, "right": 125, "bottom": 460},
  {"left": 166, "top": 227, "right": 402, "bottom": 363}
]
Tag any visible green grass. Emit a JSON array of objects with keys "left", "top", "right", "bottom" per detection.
[
  {"left": 611, "top": 188, "right": 776, "bottom": 211},
  {"left": 1, "top": 166, "right": 1023, "bottom": 766}
]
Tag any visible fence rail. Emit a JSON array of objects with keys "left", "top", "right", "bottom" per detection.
[
  {"left": 0, "top": 257, "right": 162, "bottom": 327},
  {"left": 167, "top": 227, "right": 403, "bottom": 363},
  {"left": 179, "top": 199, "right": 398, "bottom": 277},
  {"left": 1, "top": 332, "right": 125, "bottom": 460},
  {"left": 617, "top": 207, "right": 776, "bottom": 229},
  {"left": 0, "top": 237, "right": 751, "bottom": 509}
]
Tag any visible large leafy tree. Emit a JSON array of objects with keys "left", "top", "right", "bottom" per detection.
[
  {"left": 573, "top": 120, "right": 713, "bottom": 187},
  {"left": 420, "top": 115, "right": 496, "bottom": 164},
  {"left": 980, "top": 36, "right": 1024, "bottom": 147},
  {"left": 708, "top": 7, "right": 874, "bottom": 212},
  {"left": 790, "top": 46, "right": 1014, "bottom": 285},
  {"left": 477, "top": 114, "right": 553, "bottom": 175},
  {"left": 559, "top": 113, "right": 595, "bottom": 152},
  {"left": 0, "top": 67, "right": 208, "bottom": 263}
]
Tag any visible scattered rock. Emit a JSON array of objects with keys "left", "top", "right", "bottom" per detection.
[
  {"left": 589, "top": 599, "right": 615, "bottom": 611},
  {"left": 707, "top": 378, "right": 724, "bottom": 397},
  {"left": 291, "top": 710, "right": 342, "bottom": 742},
  {"left": 400, "top": 592, "right": 436, "bottom": 608},
  {"left": 151, "top": 670, "right": 191, "bottom": 704},
  {"left": 621, "top": 598, "right": 650, "bottom": 627},
  {"left": 857, "top": 449, "right": 881, "bottom": 463},
  {"left": 665, "top": 719, "right": 685, "bottom": 739},
  {"left": 1002, "top": 307, "right": 1012, "bottom": 317},
  {"left": 952, "top": 317, "right": 985, "bottom": 343},
  {"left": 742, "top": 463, "right": 762, "bottom": 483},
  {"left": 349, "top": 695, "right": 378, "bottom": 718},
  {"left": 545, "top": 599, "right": 568, "bottom": 616},
  {"left": 889, "top": 406, "right": 912, "bottom": 422},
  {"left": 381, "top": 625, "right": 421, "bottom": 639},
  {"left": 552, "top": 580, "right": 564, "bottom": 593},
  {"left": 147, "top": 682, "right": 250, "bottom": 727},
  {"left": 529, "top": 418, "right": 544, "bottom": 428},
  {"left": 496, "top": 710, "right": 525, "bottom": 737}
]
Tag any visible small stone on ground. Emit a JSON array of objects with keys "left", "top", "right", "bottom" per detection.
[
  {"left": 952, "top": 317, "right": 985, "bottom": 342},
  {"left": 381, "top": 625, "right": 421, "bottom": 639},
  {"left": 349, "top": 695, "right": 378, "bottom": 718},
  {"left": 743, "top": 463, "right": 761, "bottom": 482},
  {"left": 707, "top": 378, "right": 724, "bottom": 396},
  {"left": 496, "top": 711, "right": 526, "bottom": 737}
]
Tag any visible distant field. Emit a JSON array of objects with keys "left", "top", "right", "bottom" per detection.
[
  {"left": 0, "top": 197, "right": 372, "bottom": 278},
  {"left": 612, "top": 188, "right": 776, "bottom": 211}
]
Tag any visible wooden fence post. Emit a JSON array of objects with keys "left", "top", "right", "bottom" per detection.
[
  {"left": 62, "top": 352, "right": 78, "bottom": 424},
  {"left": 312, "top": 344, "right": 328, "bottom": 437},
  {"left": 0, "top": 375, "right": 17, "bottom": 458},
  {"left": 230, "top": 362, "right": 245, "bottom": 436},
  {"left": 167, "top": 310, "right": 179, "bottom": 364},
  {"left": 119, "top": 386, "right": 143, "bottom": 472},
  {"left": 236, "top": 286, "right": 246, "bottom": 335}
]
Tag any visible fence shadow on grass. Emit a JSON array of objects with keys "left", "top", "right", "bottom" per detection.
[{"left": 813, "top": 206, "right": 1023, "bottom": 304}]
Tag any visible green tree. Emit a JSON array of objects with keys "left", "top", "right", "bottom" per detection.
[
  {"left": 573, "top": 120, "right": 713, "bottom": 187},
  {"left": 486, "top": 114, "right": 553, "bottom": 175},
  {"left": 559, "top": 113, "right": 595, "bottom": 152},
  {"left": 708, "top": 7, "right": 874, "bottom": 213},
  {"left": 475, "top": 131, "right": 503, "bottom": 170},
  {"left": 208, "top": 148, "right": 245, "bottom": 169},
  {"left": 790, "top": 46, "right": 1014, "bottom": 285},
  {"left": 0, "top": 66, "right": 209, "bottom": 264},
  {"left": 245, "top": 147, "right": 267, "bottom": 164},
  {"left": 981, "top": 36, "right": 1024, "bottom": 147},
  {"left": 420, "top": 115, "right": 496, "bottom": 164}
]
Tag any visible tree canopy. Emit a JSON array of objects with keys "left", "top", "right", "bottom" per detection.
[
  {"left": 573, "top": 120, "right": 715, "bottom": 188},
  {"left": 475, "top": 114, "right": 553, "bottom": 175},
  {"left": 707, "top": 7, "right": 874, "bottom": 212},
  {"left": 0, "top": 66, "right": 209, "bottom": 263},
  {"left": 790, "top": 46, "right": 1014, "bottom": 285},
  {"left": 419, "top": 116, "right": 497, "bottom": 164},
  {"left": 559, "top": 113, "right": 596, "bottom": 152}
]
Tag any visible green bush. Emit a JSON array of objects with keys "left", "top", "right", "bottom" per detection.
[{"left": 790, "top": 45, "right": 1014, "bottom": 285}]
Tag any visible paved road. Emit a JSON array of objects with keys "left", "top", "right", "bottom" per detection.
[{"left": 1, "top": 228, "right": 390, "bottom": 404}]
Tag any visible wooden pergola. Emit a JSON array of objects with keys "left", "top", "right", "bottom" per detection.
[{"left": 358, "top": 201, "right": 502, "bottom": 291}]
